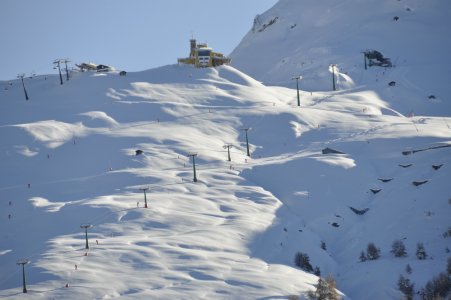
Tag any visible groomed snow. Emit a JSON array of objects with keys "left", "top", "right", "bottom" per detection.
[{"left": 1, "top": 1, "right": 451, "bottom": 296}]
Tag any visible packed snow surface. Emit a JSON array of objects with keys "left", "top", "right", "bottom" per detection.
[
  {"left": 1, "top": 0, "right": 451, "bottom": 298},
  {"left": 231, "top": 0, "right": 451, "bottom": 117},
  {"left": 1, "top": 63, "right": 449, "bottom": 299}
]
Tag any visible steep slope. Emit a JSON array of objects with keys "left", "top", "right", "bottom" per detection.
[
  {"left": 230, "top": 0, "right": 451, "bottom": 116},
  {"left": 0, "top": 62, "right": 450, "bottom": 300}
]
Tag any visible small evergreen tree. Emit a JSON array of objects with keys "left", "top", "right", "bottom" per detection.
[
  {"left": 398, "top": 275, "right": 414, "bottom": 300},
  {"left": 314, "top": 266, "right": 321, "bottom": 276},
  {"left": 420, "top": 272, "right": 451, "bottom": 300},
  {"left": 359, "top": 250, "right": 367, "bottom": 262},
  {"left": 405, "top": 264, "right": 412, "bottom": 274},
  {"left": 366, "top": 243, "right": 381, "bottom": 260},
  {"left": 294, "top": 252, "right": 313, "bottom": 272},
  {"left": 416, "top": 243, "right": 427, "bottom": 260},
  {"left": 308, "top": 275, "right": 340, "bottom": 300},
  {"left": 391, "top": 239, "right": 407, "bottom": 257},
  {"left": 321, "top": 241, "right": 327, "bottom": 251}
]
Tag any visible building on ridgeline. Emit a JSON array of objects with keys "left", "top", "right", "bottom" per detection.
[{"left": 178, "top": 39, "right": 231, "bottom": 68}]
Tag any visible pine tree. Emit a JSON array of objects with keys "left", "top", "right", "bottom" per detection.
[
  {"left": 398, "top": 275, "right": 414, "bottom": 300},
  {"left": 314, "top": 266, "right": 321, "bottom": 276},
  {"left": 294, "top": 252, "right": 313, "bottom": 272},
  {"left": 391, "top": 239, "right": 407, "bottom": 257},
  {"left": 308, "top": 275, "right": 340, "bottom": 300},
  {"left": 366, "top": 243, "right": 380, "bottom": 260},
  {"left": 420, "top": 272, "right": 451, "bottom": 300},
  {"left": 416, "top": 243, "right": 427, "bottom": 260}
]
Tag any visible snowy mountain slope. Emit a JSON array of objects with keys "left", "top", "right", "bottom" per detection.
[
  {"left": 0, "top": 60, "right": 450, "bottom": 300},
  {"left": 230, "top": 0, "right": 451, "bottom": 116}
]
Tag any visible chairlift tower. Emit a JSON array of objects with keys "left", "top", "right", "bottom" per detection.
[
  {"left": 16, "top": 259, "right": 30, "bottom": 293},
  {"left": 330, "top": 64, "right": 337, "bottom": 91},
  {"left": 17, "top": 74, "right": 29, "bottom": 100},
  {"left": 241, "top": 128, "right": 251, "bottom": 157},
  {"left": 223, "top": 144, "right": 233, "bottom": 161},
  {"left": 292, "top": 75, "right": 302, "bottom": 106},
  {"left": 139, "top": 187, "right": 149, "bottom": 208},
  {"left": 362, "top": 51, "right": 368, "bottom": 70},
  {"left": 80, "top": 224, "right": 93, "bottom": 249},
  {"left": 63, "top": 59, "right": 71, "bottom": 80},
  {"left": 53, "top": 59, "right": 64, "bottom": 85},
  {"left": 187, "top": 153, "right": 198, "bottom": 182}
]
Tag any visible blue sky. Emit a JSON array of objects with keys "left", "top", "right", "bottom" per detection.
[{"left": 0, "top": 0, "right": 277, "bottom": 80}]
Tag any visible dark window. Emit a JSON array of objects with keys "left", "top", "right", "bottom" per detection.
[{"left": 198, "top": 50, "right": 211, "bottom": 56}]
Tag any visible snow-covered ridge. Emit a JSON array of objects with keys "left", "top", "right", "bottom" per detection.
[
  {"left": 1, "top": 2, "right": 451, "bottom": 296},
  {"left": 230, "top": 0, "right": 451, "bottom": 117}
]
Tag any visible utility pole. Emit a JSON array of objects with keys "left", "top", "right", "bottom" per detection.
[
  {"left": 17, "top": 74, "right": 29, "bottom": 100},
  {"left": 223, "top": 144, "right": 233, "bottom": 161},
  {"left": 187, "top": 153, "right": 198, "bottom": 182},
  {"left": 16, "top": 259, "right": 30, "bottom": 293},
  {"left": 139, "top": 187, "right": 149, "bottom": 208},
  {"left": 53, "top": 59, "right": 63, "bottom": 85},
  {"left": 292, "top": 75, "right": 302, "bottom": 106},
  {"left": 63, "top": 59, "right": 71, "bottom": 80},
  {"left": 80, "top": 224, "right": 93, "bottom": 249},
  {"left": 330, "top": 64, "right": 337, "bottom": 91},
  {"left": 241, "top": 128, "right": 251, "bottom": 157}
]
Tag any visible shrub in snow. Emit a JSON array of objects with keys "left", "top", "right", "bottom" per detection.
[
  {"left": 420, "top": 272, "right": 451, "bottom": 300},
  {"left": 391, "top": 239, "right": 407, "bottom": 257},
  {"left": 398, "top": 275, "right": 414, "bottom": 300},
  {"left": 314, "top": 266, "right": 321, "bottom": 276},
  {"left": 416, "top": 243, "right": 427, "bottom": 260},
  {"left": 294, "top": 252, "right": 313, "bottom": 272},
  {"left": 366, "top": 243, "right": 380, "bottom": 260},
  {"left": 320, "top": 241, "right": 327, "bottom": 251},
  {"left": 359, "top": 251, "right": 367, "bottom": 262},
  {"left": 405, "top": 264, "right": 412, "bottom": 274},
  {"left": 443, "top": 227, "right": 451, "bottom": 238},
  {"left": 308, "top": 275, "right": 340, "bottom": 300}
]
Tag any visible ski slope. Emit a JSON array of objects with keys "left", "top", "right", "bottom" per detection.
[
  {"left": 1, "top": 0, "right": 451, "bottom": 298},
  {"left": 230, "top": 0, "right": 451, "bottom": 117},
  {"left": 0, "top": 63, "right": 449, "bottom": 299}
]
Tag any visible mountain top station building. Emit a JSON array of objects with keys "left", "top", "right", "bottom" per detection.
[{"left": 178, "top": 39, "right": 231, "bottom": 68}]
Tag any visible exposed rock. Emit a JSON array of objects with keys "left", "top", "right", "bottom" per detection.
[
  {"left": 412, "top": 180, "right": 428, "bottom": 186},
  {"left": 349, "top": 207, "right": 370, "bottom": 215},
  {"left": 370, "top": 188, "right": 382, "bottom": 194},
  {"left": 432, "top": 164, "right": 443, "bottom": 170},
  {"left": 378, "top": 178, "right": 393, "bottom": 183},
  {"left": 322, "top": 147, "right": 345, "bottom": 154},
  {"left": 399, "top": 164, "right": 413, "bottom": 168}
]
